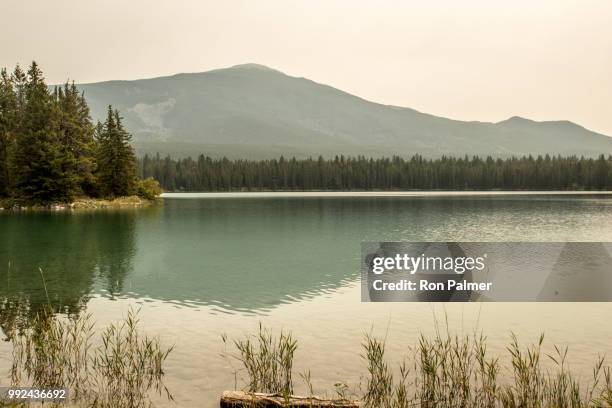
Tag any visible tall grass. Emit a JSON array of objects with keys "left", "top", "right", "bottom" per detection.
[
  {"left": 10, "top": 308, "right": 94, "bottom": 400},
  {"left": 9, "top": 307, "right": 173, "bottom": 408},
  {"left": 223, "top": 323, "right": 298, "bottom": 396},
  {"left": 362, "top": 330, "right": 612, "bottom": 408},
  {"left": 225, "top": 325, "right": 612, "bottom": 407}
]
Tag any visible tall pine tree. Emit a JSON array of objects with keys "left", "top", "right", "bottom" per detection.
[
  {"left": 56, "top": 82, "right": 97, "bottom": 197},
  {"left": 12, "top": 62, "right": 72, "bottom": 204},
  {"left": 0, "top": 68, "right": 18, "bottom": 197},
  {"left": 96, "top": 106, "right": 138, "bottom": 197}
]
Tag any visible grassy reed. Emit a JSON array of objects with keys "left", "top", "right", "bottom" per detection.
[
  {"left": 226, "top": 325, "right": 612, "bottom": 408},
  {"left": 363, "top": 330, "right": 612, "bottom": 408},
  {"left": 223, "top": 323, "right": 298, "bottom": 396},
  {"left": 9, "top": 307, "right": 173, "bottom": 407}
]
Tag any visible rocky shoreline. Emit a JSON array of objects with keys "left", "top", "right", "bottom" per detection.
[{"left": 0, "top": 195, "right": 158, "bottom": 211}]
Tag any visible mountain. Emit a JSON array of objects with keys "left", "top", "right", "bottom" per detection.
[{"left": 74, "top": 63, "right": 612, "bottom": 158}]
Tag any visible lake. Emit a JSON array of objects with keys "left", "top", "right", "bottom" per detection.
[{"left": 2, "top": 192, "right": 612, "bottom": 407}]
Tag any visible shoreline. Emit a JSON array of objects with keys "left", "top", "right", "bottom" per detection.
[
  {"left": 0, "top": 196, "right": 158, "bottom": 211},
  {"left": 161, "top": 190, "right": 612, "bottom": 199}
]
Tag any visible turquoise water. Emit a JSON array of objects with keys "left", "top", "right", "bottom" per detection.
[{"left": 1, "top": 193, "right": 612, "bottom": 406}]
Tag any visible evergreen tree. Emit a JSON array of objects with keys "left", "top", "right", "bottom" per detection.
[
  {"left": 0, "top": 68, "right": 18, "bottom": 197},
  {"left": 12, "top": 62, "right": 71, "bottom": 204},
  {"left": 11, "top": 64, "right": 27, "bottom": 115},
  {"left": 595, "top": 154, "right": 609, "bottom": 190},
  {"left": 96, "top": 106, "right": 138, "bottom": 197},
  {"left": 56, "top": 82, "right": 97, "bottom": 196}
]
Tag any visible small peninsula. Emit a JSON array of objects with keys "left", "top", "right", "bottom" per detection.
[{"left": 0, "top": 62, "right": 161, "bottom": 210}]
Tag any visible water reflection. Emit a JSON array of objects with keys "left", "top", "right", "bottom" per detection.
[
  {"left": 123, "top": 198, "right": 362, "bottom": 312},
  {"left": 0, "top": 209, "right": 141, "bottom": 335},
  {"left": 1, "top": 195, "right": 612, "bottom": 323}
]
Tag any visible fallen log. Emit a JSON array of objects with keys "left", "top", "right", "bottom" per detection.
[{"left": 220, "top": 391, "right": 362, "bottom": 407}]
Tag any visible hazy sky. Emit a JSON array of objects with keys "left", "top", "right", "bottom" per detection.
[{"left": 2, "top": 0, "right": 611, "bottom": 135}]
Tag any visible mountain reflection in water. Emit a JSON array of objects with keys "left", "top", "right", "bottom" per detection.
[{"left": 2, "top": 193, "right": 612, "bottom": 328}]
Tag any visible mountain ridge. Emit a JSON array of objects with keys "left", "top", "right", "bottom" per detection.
[{"left": 70, "top": 64, "right": 612, "bottom": 159}]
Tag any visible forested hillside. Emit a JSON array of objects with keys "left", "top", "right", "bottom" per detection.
[{"left": 140, "top": 153, "right": 612, "bottom": 192}]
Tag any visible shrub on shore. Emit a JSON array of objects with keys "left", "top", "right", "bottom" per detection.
[{"left": 137, "top": 177, "right": 163, "bottom": 200}]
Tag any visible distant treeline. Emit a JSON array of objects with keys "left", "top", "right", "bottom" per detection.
[
  {"left": 0, "top": 62, "right": 160, "bottom": 204},
  {"left": 140, "top": 153, "right": 612, "bottom": 191}
]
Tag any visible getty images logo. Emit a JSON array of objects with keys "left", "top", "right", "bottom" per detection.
[{"left": 371, "top": 251, "right": 487, "bottom": 275}]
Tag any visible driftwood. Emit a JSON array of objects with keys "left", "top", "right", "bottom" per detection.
[{"left": 220, "top": 391, "right": 362, "bottom": 407}]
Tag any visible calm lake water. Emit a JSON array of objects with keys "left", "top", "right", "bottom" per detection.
[{"left": 2, "top": 192, "right": 612, "bottom": 407}]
